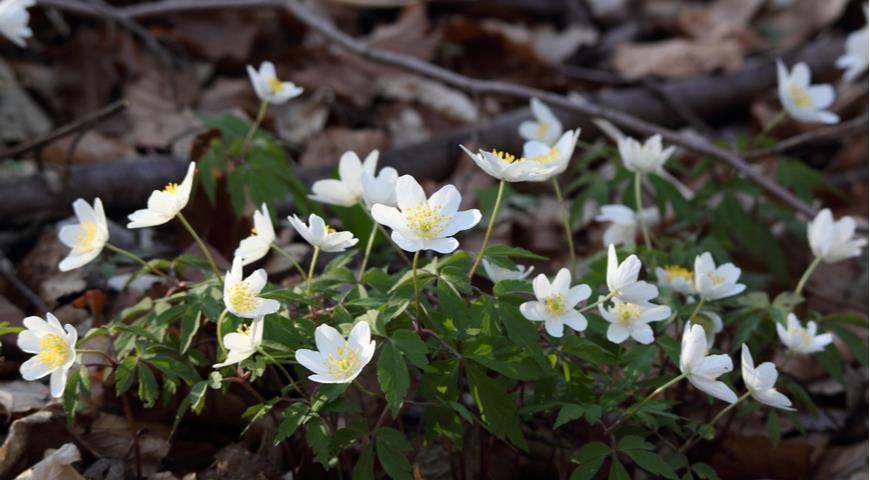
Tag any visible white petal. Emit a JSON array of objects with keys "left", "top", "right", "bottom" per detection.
[
  {"left": 544, "top": 318, "right": 564, "bottom": 337},
  {"left": 295, "top": 349, "right": 327, "bottom": 375},
  {"left": 50, "top": 368, "right": 69, "bottom": 398},
  {"left": 607, "top": 323, "right": 630, "bottom": 344},
  {"left": 20, "top": 356, "right": 53, "bottom": 380},
  {"left": 314, "top": 324, "right": 345, "bottom": 355}
]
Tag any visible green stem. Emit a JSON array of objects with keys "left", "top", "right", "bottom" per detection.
[
  {"left": 359, "top": 202, "right": 412, "bottom": 267},
  {"left": 794, "top": 255, "right": 822, "bottom": 297},
  {"left": 104, "top": 243, "right": 170, "bottom": 280},
  {"left": 759, "top": 110, "right": 787, "bottom": 138},
  {"left": 358, "top": 221, "right": 379, "bottom": 282},
  {"left": 634, "top": 172, "right": 652, "bottom": 250},
  {"left": 551, "top": 177, "right": 576, "bottom": 275},
  {"left": 76, "top": 348, "right": 117, "bottom": 366},
  {"left": 469, "top": 179, "right": 505, "bottom": 279},
  {"left": 608, "top": 372, "right": 687, "bottom": 432},
  {"left": 270, "top": 244, "right": 308, "bottom": 280},
  {"left": 412, "top": 250, "right": 421, "bottom": 319},
  {"left": 306, "top": 246, "right": 320, "bottom": 294},
  {"left": 260, "top": 349, "right": 307, "bottom": 399},
  {"left": 709, "top": 391, "right": 751, "bottom": 427},
  {"left": 176, "top": 212, "right": 222, "bottom": 284},
  {"left": 578, "top": 290, "right": 616, "bottom": 313},
  {"left": 216, "top": 309, "right": 228, "bottom": 357},
  {"left": 239, "top": 100, "right": 268, "bottom": 159},
  {"left": 687, "top": 298, "right": 706, "bottom": 325}
]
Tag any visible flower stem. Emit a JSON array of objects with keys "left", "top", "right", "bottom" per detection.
[
  {"left": 176, "top": 212, "right": 222, "bottom": 284},
  {"left": 469, "top": 179, "right": 505, "bottom": 279},
  {"left": 608, "top": 372, "right": 687, "bottom": 432},
  {"left": 687, "top": 298, "right": 706, "bottom": 325},
  {"left": 794, "top": 255, "right": 822, "bottom": 297},
  {"left": 270, "top": 244, "right": 308, "bottom": 280},
  {"left": 260, "top": 349, "right": 307, "bottom": 398},
  {"left": 709, "top": 391, "right": 751, "bottom": 427},
  {"left": 216, "top": 309, "right": 228, "bottom": 357},
  {"left": 104, "top": 243, "right": 170, "bottom": 280},
  {"left": 759, "top": 109, "right": 787, "bottom": 138},
  {"left": 76, "top": 348, "right": 118, "bottom": 366},
  {"left": 359, "top": 202, "right": 412, "bottom": 267},
  {"left": 551, "top": 177, "right": 576, "bottom": 275},
  {"left": 358, "top": 221, "right": 379, "bottom": 282},
  {"left": 634, "top": 172, "right": 652, "bottom": 250},
  {"left": 578, "top": 290, "right": 616, "bottom": 313},
  {"left": 306, "top": 246, "right": 320, "bottom": 295},
  {"left": 239, "top": 99, "right": 268, "bottom": 159},
  {"left": 412, "top": 250, "right": 421, "bottom": 319}
]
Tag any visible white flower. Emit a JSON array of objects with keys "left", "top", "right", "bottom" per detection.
[
  {"left": 689, "top": 310, "right": 723, "bottom": 349},
  {"left": 58, "top": 198, "right": 109, "bottom": 272},
  {"left": 223, "top": 256, "right": 280, "bottom": 319},
  {"left": 309, "top": 150, "right": 379, "bottom": 207},
  {"left": 17, "top": 313, "right": 77, "bottom": 397},
  {"left": 606, "top": 244, "right": 659, "bottom": 305},
  {"left": 776, "top": 60, "right": 839, "bottom": 125},
  {"left": 518, "top": 98, "right": 563, "bottom": 145},
  {"left": 295, "top": 322, "right": 375, "bottom": 384},
  {"left": 213, "top": 316, "right": 264, "bottom": 368},
  {"left": 246, "top": 61, "right": 303, "bottom": 105},
  {"left": 127, "top": 162, "right": 196, "bottom": 228},
  {"left": 459, "top": 146, "right": 560, "bottom": 182},
  {"left": 741, "top": 344, "right": 794, "bottom": 411},
  {"left": 836, "top": 6, "right": 868, "bottom": 82},
  {"left": 481, "top": 259, "right": 534, "bottom": 283},
  {"left": 776, "top": 313, "right": 833, "bottom": 354},
  {"left": 288, "top": 213, "right": 358, "bottom": 252},
  {"left": 0, "top": 0, "right": 34, "bottom": 48},
  {"left": 598, "top": 298, "right": 670, "bottom": 344},
  {"left": 618, "top": 134, "right": 675, "bottom": 175},
  {"left": 520, "top": 268, "right": 591, "bottom": 337},
  {"left": 371, "top": 175, "right": 481, "bottom": 253},
  {"left": 522, "top": 129, "right": 581, "bottom": 178},
  {"left": 234, "top": 203, "right": 276, "bottom": 266},
  {"left": 595, "top": 204, "right": 660, "bottom": 248},
  {"left": 680, "top": 324, "right": 738, "bottom": 404},
  {"left": 655, "top": 264, "right": 695, "bottom": 295},
  {"left": 807, "top": 208, "right": 866, "bottom": 264},
  {"left": 693, "top": 252, "right": 746, "bottom": 301},
  {"left": 362, "top": 165, "right": 399, "bottom": 208}
]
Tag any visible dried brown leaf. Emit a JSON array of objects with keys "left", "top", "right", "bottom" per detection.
[{"left": 612, "top": 38, "right": 744, "bottom": 79}]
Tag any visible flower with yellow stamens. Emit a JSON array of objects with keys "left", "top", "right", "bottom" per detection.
[
  {"left": 776, "top": 60, "right": 839, "bottom": 125},
  {"left": 223, "top": 256, "right": 280, "bottom": 319},
  {"left": 287, "top": 213, "right": 358, "bottom": 252},
  {"left": 235, "top": 203, "right": 276, "bottom": 266},
  {"left": 520, "top": 268, "right": 591, "bottom": 337},
  {"left": 459, "top": 144, "right": 559, "bottom": 182},
  {"left": 213, "top": 316, "right": 265, "bottom": 368},
  {"left": 598, "top": 297, "right": 670, "bottom": 345},
  {"left": 127, "top": 162, "right": 196, "bottom": 228},
  {"left": 246, "top": 61, "right": 303, "bottom": 105},
  {"left": 17, "top": 313, "right": 77, "bottom": 397},
  {"left": 58, "top": 198, "right": 109, "bottom": 271},
  {"left": 655, "top": 264, "right": 695, "bottom": 295},
  {"left": 692, "top": 252, "right": 745, "bottom": 301},
  {"left": 295, "top": 322, "right": 375, "bottom": 384},
  {"left": 518, "top": 98, "right": 563, "bottom": 145},
  {"left": 521, "top": 129, "right": 581, "bottom": 179},
  {"left": 741, "top": 344, "right": 794, "bottom": 411},
  {"left": 775, "top": 313, "right": 833, "bottom": 355}
]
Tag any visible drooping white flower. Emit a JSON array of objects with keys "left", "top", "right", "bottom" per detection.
[
  {"left": 618, "top": 134, "right": 675, "bottom": 175},
  {"left": 689, "top": 310, "right": 723, "bottom": 349},
  {"left": 234, "top": 203, "right": 276, "bottom": 266},
  {"left": 518, "top": 98, "right": 563, "bottom": 145},
  {"left": 655, "top": 264, "right": 695, "bottom": 295},
  {"left": 362, "top": 165, "right": 399, "bottom": 208},
  {"left": 288, "top": 213, "right": 358, "bottom": 253},
  {"left": 0, "top": 0, "right": 34, "bottom": 48},
  {"left": 127, "top": 162, "right": 196, "bottom": 228},
  {"left": 606, "top": 244, "right": 659, "bottom": 305},
  {"left": 481, "top": 259, "right": 534, "bottom": 283},
  {"left": 595, "top": 204, "right": 660, "bottom": 248},
  {"left": 598, "top": 298, "right": 670, "bottom": 344},
  {"left": 371, "top": 175, "right": 481, "bottom": 253},
  {"left": 807, "top": 208, "right": 867, "bottom": 264},
  {"left": 295, "top": 322, "right": 376, "bottom": 384},
  {"left": 223, "top": 256, "right": 280, "bottom": 319},
  {"left": 693, "top": 252, "right": 746, "bottom": 301},
  {"left": 521, "top": 129, "right": 581, "bottom": 178},
  {"left": 58, "top": 198, "right": 109, "bottom": 272},
  {"left": 17, "top": 313, "right": 77, "bottom": 397},
  {"left": 680, "top": 324, "right": 738, "bottom": 404},
  {"left": 741, "top": 344, "right": 794, "bottom": 411},
  {"left": 776, "top": 60, "right": 839, "bottom": 125},
  {"left": 246, "top": 61, "right": 303, "bottom": 105},
  {"left": 776, "top": 313, "right": 833, "bottom": 354},
  {"left": 459, "top": 146, "right": 560, "bottom": 182},
  {"left": 519, "top": 268, "right": 591, "bottom": 337},
  {"left": 309, "top": 150, "right": 379, "bottom": 207},
  {"left": 213, "top": 316, "right": 264, "bottom": 368},
  {"left": 836, "top": 6, "right": 868, "bottom": 82}
]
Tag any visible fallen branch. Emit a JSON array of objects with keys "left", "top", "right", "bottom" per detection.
[{"left": 745, "top": 114, "right": 869, "bottom": 160}]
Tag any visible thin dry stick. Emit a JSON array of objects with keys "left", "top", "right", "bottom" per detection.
[{"left": 745, "top": 114, "right": 869, "bottom": 159}]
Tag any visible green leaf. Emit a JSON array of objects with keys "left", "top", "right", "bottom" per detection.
[
  {"left": 570, "top": 441, "right": 610, "bottom": 480},
  {"left": 275, "top": 402, "right": 311, "bottom": 445},
  {"left": 617, "top": 435, "right": 654, "bottom": 451},
  {"left": 375, "top": 427, "right": 412, "bottom": 480},
  {"left": 484, "top": 244, "right": 548, "bottom": 260},
  {"left": 466, "top": 364, "right": 528, "bottom": 451},
  {"left": 623, "top": 449, "right": 678, "bottom": 479},
  {"left": 608, "top": 459, "right": 631, "bottom": 480},
  {"left": 115, "top": 356, "right": 137, "bottom": 395},
  {"left": 352, "top": 445, "right": 375, "bottom": 480},
  {"left": 137, "top": 363, "right": 159, "bottom": 408},
  {"left": 814, "top": 344, "right": 845, "bottom": 384},
  {"left": 391, "top": 330, "right": 429, "bottom": 369},
  {"left": 555, "top": 404, "right": 585, "bottom": 429},
  {"left": 377, "top": 342, "right": 410, "bottom": 418},
  {"left": 766, "top": 412, "right": 781, "bottom": 449},
  {"left": 189, "top": 381, "right": 208, "bottom": 414},
  {"left": 692, "top": 462, "right": 720, "bottom": 479},
  {"left": 825, "top": 324, "right": 868, "bottom": 368},
  {"left": 178, "top": 307, "right": 201, "bottom": 354},
  {"left": 306, "top": 416, "right": 331, "bottom": 466},
  {"left": 438, "top": 276, "right": 469, "bottom": 331}
]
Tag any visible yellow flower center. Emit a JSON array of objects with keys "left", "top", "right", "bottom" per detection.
[
  {"left": 787, "top": 83, "right": 813, "bottom": 109},
  {"left": 236, "top": 323, "right": 251, "bottom": 335},
  {"left": 664, "top": 265, "right": 693, "bottom": 283},
  {"left": 250, "top": 227, "right": 258, "bottom": 236},
  {"left": 614, "top": 303, "right": 641, "bottom": 325},
  {"left": 544, "top": 294, "right": 566, "bottom": 315},
  {"left": 37, "top": 334, "right": 70, "bottom": 369},
  {"left": 325, "top": 342, "right": 361, "bottom": 380},
  {"left": 325, "top": 225, "right": 337, "bottom": 234},
  {"left": 405, "top": 202, "right": 448, "bottom": 239},
  {"left": 491, "top": 149, "right": 525, "bottom": 164},
  {"left": 75, "top": 221, "right": 99, "bottom": 253},
  {"left": 529, "top": 146, "right": 560, "bottom": 165},
  {"left": 164, "top": 182, "right": 179, "bottom": 194},
  {"left": 228, "top": 281, "right": 258, "bottom": 314},
  {"left": 267, "top": 77, "right": 284, "bottom": 94},
  {"left": 799, "top": 329, "right": 812, "bottom": 346},
  {"left": 707, "top": 272, "right": 726, "bottom": 285},
  {"left": 535, "top": 121, "right": 550, "bottom": 140}
]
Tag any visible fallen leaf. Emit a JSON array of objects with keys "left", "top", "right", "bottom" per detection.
[
  {"left": 299, "top": 128, "right": 387, "bottom": 167},
  {"left": 0, "top": 408, "right": 69, "bottom": 479},
  {"left": 368, "top": 3, "right": 440, "bottom": 61},
  {"left": 0, "top": 59, "right": 52, "bottom": 146},
  {"left": 757, "top": 0, "right": 850, "bottom": 49},
  {"left": 14, "top": 443, "right": 83, "bottom": 480},
  {"left": 612, "top": 38, "right": 744, "bottom": 79},
  {"left": 0, "top": 381, "right": 51, "bottom": 415},
  {"left": 678, "top": 0, "right": 765, "bottom": 42},
  {"left": 160, "top": 13, "right": 258, "bottom": 62},
  {"left": 41, "top": 131, "right": 133, "bottom": 167},
  {"left": 376, "top": 74, "right": 477, "bottom": 123},
  {"left": 274, "top": 88, "right": 332, "bottom": 144},
  {"left": 80, "top": 413, "right": 170, "bottom": 478},
  {"left": 479, "top": 20, "right": 598, "bottom": 64}
]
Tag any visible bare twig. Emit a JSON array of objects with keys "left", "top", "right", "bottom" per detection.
[
  {"left": 120, "top": 393, "right": 143, "bottom": 480},
  {"left": 745, "top": 114, "right": 869, "bottom": 159},
  {"left": 0, "top": 254, "right": 48, "bottom": 312}
]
